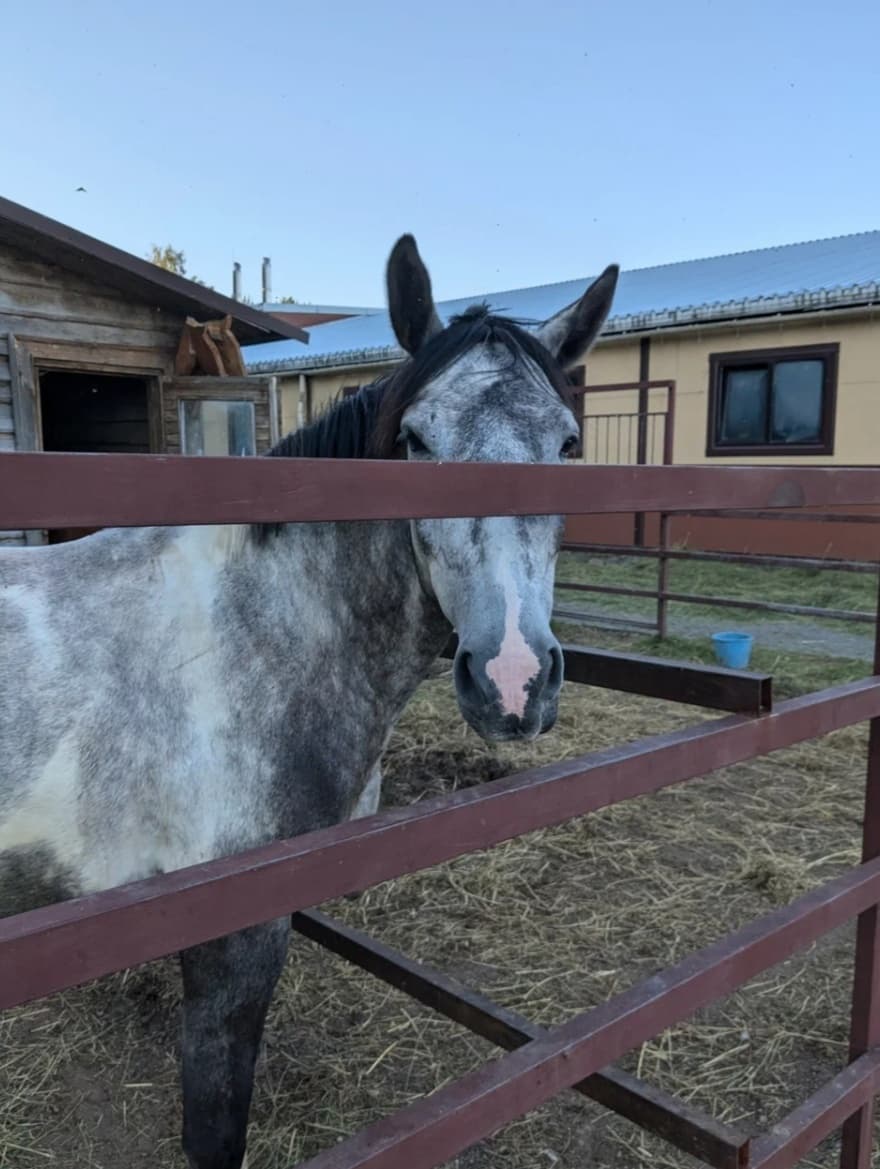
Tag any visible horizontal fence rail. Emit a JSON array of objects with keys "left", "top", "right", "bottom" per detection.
[
  {"left": 556, "top": 577, "right": 876, "bottom": 625},
  {"left": 559, "top": 505, "right": 880, "bottom": 639},
  {"left": 3, "top": 449, "right": 880, "bottom": 1169},
  {"left": 4, "top": 452, "right": 880, "bottom": 528},
  {"left": 295, "top": 859, "right": 880, "bottom": 1169},
  {"left": 441, "top": 637, "right": 773, "bottom": 714},
  {"left": 2, "top": 677, "right": 878, "bottom": 1009},
  {"left": 563, "top": 540, "right": 880, "bottom": 574},
  {"left": 293, "top": 910, "right": 752, "bottom": 1169},
  {"left": 749, "top": 1051, "right": 880, "bottom": 1169}
]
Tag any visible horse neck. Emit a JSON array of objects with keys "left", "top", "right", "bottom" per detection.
[{"left": 250, "top": 518, "right": 450, "bottom": 700}]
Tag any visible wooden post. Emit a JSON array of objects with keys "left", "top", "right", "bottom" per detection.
[{"left": 7, "top": 333, "right": 45, "bottom": 546}]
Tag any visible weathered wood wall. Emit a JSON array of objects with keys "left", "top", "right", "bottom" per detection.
[
  {"left": 0, "top": 243, "right": 182, "bottom": 355},
  {"left": 0, "top": 241, "right": 184, "bottom": 546},
  {"left": 0, "top": 335, "right": 23, "bottom": 546},
  {"left": 0, "top": 334, "right": 12, "bottom": 454}
]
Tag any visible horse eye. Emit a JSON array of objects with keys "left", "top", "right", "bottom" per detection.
[{"left": 560, "top": 434, "right": 580, "bottom": 458}]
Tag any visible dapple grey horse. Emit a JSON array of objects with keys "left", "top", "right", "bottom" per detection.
[{"left": 0, "top": 235, "right": 617, "bottom": 1168}]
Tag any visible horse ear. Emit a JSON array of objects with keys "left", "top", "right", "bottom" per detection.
[
  {"left": 534, "top": 264, "right": 619, "bottom": 368},
  {"left": 386, "top": 234, "right": 443, "bottom": 355}
]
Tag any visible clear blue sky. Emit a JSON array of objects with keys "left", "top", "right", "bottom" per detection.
[{"left": 2, "top": 0, "right": 878, "bottom": 305}]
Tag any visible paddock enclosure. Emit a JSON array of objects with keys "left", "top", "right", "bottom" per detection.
[{"left": 2, "top": 453, "right": 880, "bottom": 1168}]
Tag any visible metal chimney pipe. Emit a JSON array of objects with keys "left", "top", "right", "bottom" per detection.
[
  {"left": 261, "top": 257, "right": 272, "bottom": 305},
  {"left": 232, "top": 262, "right": 242, "bottom": 301}
]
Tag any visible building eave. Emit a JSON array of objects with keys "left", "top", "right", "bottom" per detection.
[{"left": 246, "top": 282, "right": 880, "bottom": 375}]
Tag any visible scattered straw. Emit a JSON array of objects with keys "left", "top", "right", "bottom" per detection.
[{"left": 1, "top": 670, "right": 876, "bottom": 1167}]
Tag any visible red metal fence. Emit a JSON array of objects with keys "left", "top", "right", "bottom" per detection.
[
  {"left": 2, "top": 453, "right": 880, "bottom": 1168},
  {"left": 572, "top": 378, "right": 676, "bottom": 467},
  {"left": 558, "top": 509, "right": 880, "bottom": 639}
]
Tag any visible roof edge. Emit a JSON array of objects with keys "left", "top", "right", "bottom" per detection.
[
  {"left": 0, "top": 196, "right": 308, "bottom": 346},
  {"left": 246, "top": 281, "right": 880, "bottom": 373},
  {"left": 258, "top": 302, "right": 380, "bottom": 315}
]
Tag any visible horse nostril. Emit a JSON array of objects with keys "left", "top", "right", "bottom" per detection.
[
  {"left": 547, "top": 644, "right": 564, "bottom": 691},
  {"left": 453, "top": 650, "right": 480, "bottom": 704}
]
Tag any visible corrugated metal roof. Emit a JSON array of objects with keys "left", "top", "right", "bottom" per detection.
[
  {"left": 246, "top": 230, "right": 880, "bottom": 372},
  {"left": 257, "top": 301, "right": 380, "bottom": 314}
]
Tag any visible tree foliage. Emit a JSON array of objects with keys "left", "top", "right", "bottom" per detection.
[{"left": 148, "top": 244, "right": 187, "bottom": 275}]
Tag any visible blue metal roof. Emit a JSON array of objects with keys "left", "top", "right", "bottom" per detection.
[{"left": 246, "top": 230, "right": 880, "bottom": 372}]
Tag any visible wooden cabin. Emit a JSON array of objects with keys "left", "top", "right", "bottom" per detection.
[{"left": 0, "top": 197, "right": 307, "bottom": 545}]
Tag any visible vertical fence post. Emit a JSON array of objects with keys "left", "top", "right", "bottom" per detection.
[
  {"left": 656, "top": 513, "right": 670, "bottom": 640},
  {"left": 840, "top": 574, "right": 880, "bottom": 1169},
  {"left": 634, "top": 339, "right": 651, "bottom": 547},
  {"left": 662, "top": 382, "right": 676, "bottom": 467}
]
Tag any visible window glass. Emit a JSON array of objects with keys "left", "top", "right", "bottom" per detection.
[
  {"left": 770, "top": 360, "right": 824, "bottom": 443},
  {"left": 180, "top": 400, "right": 256, "bottom": 456},
  {"left": 718, "top": 367, "right": 769, "bottom": 445}
]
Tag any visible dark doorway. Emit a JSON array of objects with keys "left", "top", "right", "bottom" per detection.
[
  {"left": 38, "top": 371, "right": 152, "bottom": 543},
  {"left": 39, "top": 371, "right": 151, "bottom": 454}
]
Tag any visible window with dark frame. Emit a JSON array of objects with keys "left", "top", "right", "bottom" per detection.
[{"left": 707, "top": 343, "right": 838, "bottom": 456}]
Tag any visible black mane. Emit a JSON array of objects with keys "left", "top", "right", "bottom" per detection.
[
  {"left": 264, "top": 305, "right": 575, "bottom": 466},
  {"left": 254, "top": 306, "right": 575, "bottom": 540},
  {"left": 267, "top": 381, "right": 390, "bottom": 460}
]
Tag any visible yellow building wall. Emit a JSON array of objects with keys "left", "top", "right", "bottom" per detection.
[
  {"left": 575, "top": 313, "right": 880, "bottom": 465},
  {"left": 278, "top": 311, "right": 880, "bottom": 465},
  {"left": 648, "top": 313, "right": 880, "bottom": 464},
  {"left": 278, "top": 364, "right": 398, "bottom": 436}
]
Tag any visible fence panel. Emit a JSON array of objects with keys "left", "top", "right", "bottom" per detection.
[{"left": 2, "top": 450, "right": 880, "bottom": 1169}]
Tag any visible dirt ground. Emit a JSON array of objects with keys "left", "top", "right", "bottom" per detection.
[{"left": 1, "top": 667, "right": 877, "bottom": 1169}]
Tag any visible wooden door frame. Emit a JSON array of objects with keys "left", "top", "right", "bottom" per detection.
[
  {"left": 8, "top": 335, "right": 165, "bottom": 545},
  {"left": 9, "top": 336, "right": 165, "bottom": 455}
]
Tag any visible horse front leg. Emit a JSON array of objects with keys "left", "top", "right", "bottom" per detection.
[
  {"left": 350, "top": 764, "right": 382, "bottom": 820},
  {"left": 180, "top": 917, "right": 289, "bottom": 1169}
]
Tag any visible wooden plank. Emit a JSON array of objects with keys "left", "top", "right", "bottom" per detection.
[
  {"left": 0, "top": 285, "right": 173, "bottom": 332},
  {"left": 268, "top": 375, "right": 280, "bottom": 445},
  {"left": 0, "top": 243, "right": 135, "bottom": 297},
  {"left": 161, "top": 378, "right": 268, "bottom": 402},
  {"left": 147, "top": 378, "right": 163, "bottom": 454},
  {"left": 0, "top": 312, "right": 179, "bottom": 350},
  {"left": 0, "top": 353, "right": 11, "bottom": 409},
  {"left": 3, "top": 456, "right": 880, "bottom": 530},
  {"left": 21, "top": 337, "right": 172, "bottom": 375},
  {"left": 7, "top": 334, "right": 35, "bottom": 452}
]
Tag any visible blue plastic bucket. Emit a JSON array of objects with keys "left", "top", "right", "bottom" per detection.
[{"left": 712, "top": 631, "right": 753, "bottom": 670}]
